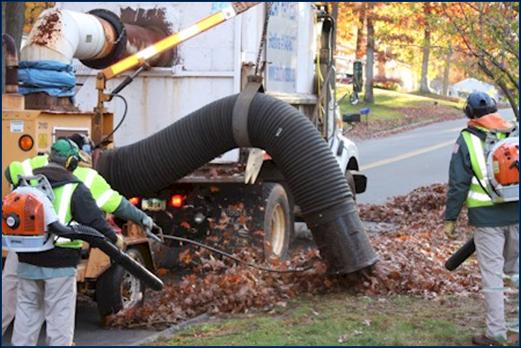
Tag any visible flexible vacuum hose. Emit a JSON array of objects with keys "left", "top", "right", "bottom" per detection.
[
  {"left": 48, "top": 222, "right": 164, "bottom": 290},
  {"left": 97, "top": 93, "right": 378, "bottom": 274}
]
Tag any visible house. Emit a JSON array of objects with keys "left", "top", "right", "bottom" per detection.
[{"left": 449, "top": 78, "right": 499, "bottom": 100}]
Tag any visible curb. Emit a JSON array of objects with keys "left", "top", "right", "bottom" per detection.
[{"left": 130, "top": 313, "right": 210, "bottom": 346}]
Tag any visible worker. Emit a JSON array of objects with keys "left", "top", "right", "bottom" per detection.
[
  {"left": 444, "top": 92, "right": 519, "bottom": 346},
  {"left": 9, "top": 139, "right": 123, "bottom": 345},
  {"left": 2, "top": 134, "right": 154, "bottom": 336}
]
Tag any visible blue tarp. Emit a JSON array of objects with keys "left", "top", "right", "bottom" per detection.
[{"left": 18, "top": 60, "right": 76, "bottom": 97}]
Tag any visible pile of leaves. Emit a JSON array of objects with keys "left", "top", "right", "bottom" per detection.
[
  {"left": 347, "top": 105, "right": 462, "bottom": 140},
  {"left": 107, "top": 184, "right": 480, "bottom": 329},
  {"left": 358, "top": 184, "right": 479, "bottom": 298}
]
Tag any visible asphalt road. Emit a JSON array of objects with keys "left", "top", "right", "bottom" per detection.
[
  {"left": 2, "top": 109, "right": 515, "bottom": 346},
  {"left": 2, "top": 297, "right": 159, "bottom": 346},
  {"left": 356, "top": 109, "right": 515, "bottom": 204}
]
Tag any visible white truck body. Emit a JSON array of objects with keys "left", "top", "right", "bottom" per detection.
[{"left": 56, "top": 1, "right": 360, "bottom": 174}]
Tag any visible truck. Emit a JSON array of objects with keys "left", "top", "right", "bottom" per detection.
[{"left": 2, "top": 2, "right": 367, "bottom": 320}]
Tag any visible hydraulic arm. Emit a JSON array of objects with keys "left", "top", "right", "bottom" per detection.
[{"left": 92, "top": 2, "right": 260, "bottom": 143}]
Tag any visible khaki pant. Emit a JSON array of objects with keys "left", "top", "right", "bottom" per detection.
[
  {"left": 2, "top": 251, "right": 18, "bottom": 335},
  {"left": 11, "top": 274, "right": 77, "bottom": 346},
  {"left": 474, "top": 224, "right": 519, "bottom": 341}
]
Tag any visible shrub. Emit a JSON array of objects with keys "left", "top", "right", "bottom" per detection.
[{"left": 373, "top": 76, "right": 402, "bottom": 91}]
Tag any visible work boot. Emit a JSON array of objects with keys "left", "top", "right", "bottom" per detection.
[{"left": 471, "top": 335, "right": 504, "bottom": 346}]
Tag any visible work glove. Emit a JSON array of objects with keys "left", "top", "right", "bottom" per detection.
[
  {"left": 444, "top": 221, "right": 458, "bottom": 240},
  {"left": 115, "top": 234, "right": 126, "bottom": 250},
  {"left": 141, "top": 215, "right": 154, "bottom": 232}
]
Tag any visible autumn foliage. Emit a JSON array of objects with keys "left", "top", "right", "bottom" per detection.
[{"left": 107, "top": 184, "right": 480, "bottom": 329}]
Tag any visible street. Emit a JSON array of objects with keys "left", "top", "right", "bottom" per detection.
[{"left": 357, "top": 109, "right": 514, "bottom": 204}]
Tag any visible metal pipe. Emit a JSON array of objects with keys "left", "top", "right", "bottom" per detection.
[
  {"left": 21, "top": 8, "right": 173, "bottom": 69},
  {"left": 21, "top": 8, "right": 112, "bottom": 63},
  {"left": 2, "top": 34, "right": 18, "bottom": 93}
]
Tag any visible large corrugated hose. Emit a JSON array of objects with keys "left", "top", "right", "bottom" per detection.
[{"left": 97, "top": 93, "right": 378, "bottom": 274}]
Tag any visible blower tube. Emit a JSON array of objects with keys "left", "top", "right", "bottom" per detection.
[
  {"left": 48, "top": 221, "right": 164, "bottom": 291},
  {"left": 97, "top": 93, "right": 378, "bottom": 274},
  {"left": 445, "top": 238, "right": 476, "bottom": 271}
]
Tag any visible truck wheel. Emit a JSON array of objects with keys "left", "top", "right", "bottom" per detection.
[
  {"left": 96, "top": 248, "right": 146, "bottom": 318},
  {"left": 346, "top": 170, "right": 356, "bottom": 201},
  {"left": 262, "top": 183, "right": 291, "bottom": 260}
]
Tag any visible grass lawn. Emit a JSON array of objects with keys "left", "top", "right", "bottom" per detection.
[
  {"left": 152, "top": 292, "right": 483, "bottom": 346},
  {"left": 337, "top": 85, "right": 463, "bottom": 121}
]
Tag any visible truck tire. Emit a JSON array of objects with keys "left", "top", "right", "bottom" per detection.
[
  {"left": 96, "top": 248, "right": 146, "bottom": 318},
  {"left": 346, "top": 170, "right": 356, "bottom": 201},
  {"left": 261, "top": 183, "right": 291, "bottom": 260}
]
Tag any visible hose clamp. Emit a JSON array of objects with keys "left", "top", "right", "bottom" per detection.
[{"left": 232, "top": 76, "right": 264, "bottom": 148}]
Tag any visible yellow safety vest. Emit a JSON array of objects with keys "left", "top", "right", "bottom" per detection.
[
  {"left": 9, "top": 155, "right": 122, "bottom": 213},
  {"left": 462, "top": 129, "right": 506, "bottom": 208}
]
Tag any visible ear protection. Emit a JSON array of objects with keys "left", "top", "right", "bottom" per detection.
[
  {"left": 64, "top": 139, "right": 80, "bottom": 171},
  {"left": 53, "top": 138, "right": 80, "bottom": 171}
]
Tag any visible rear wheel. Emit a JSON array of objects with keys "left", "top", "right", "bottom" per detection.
[
  {"left": 261, "top": 183, "right": 292, "bottom": 260},
  {"left": 96, "top": 248, "right": 146, "bottom": 319}
]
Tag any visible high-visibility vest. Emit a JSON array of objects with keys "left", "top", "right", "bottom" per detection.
[
  {"left": 72, "top": 167, "right": 122, "bottom": 213},
  {"left": 461, "top": 129, "right": 506, "bottom": 208},
  {"left": 52, "top": 183, "right": 83, "bottom": 249},
  {"left": 8, "top": 155, "right": 122, "bottom": 213}
]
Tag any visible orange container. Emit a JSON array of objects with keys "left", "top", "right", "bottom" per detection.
[
  {"left": 492, "top": 142, "right": 519, "bottom": 186},
  {"left": 2, "top": 192, "right": 45, "bottom": 236}
]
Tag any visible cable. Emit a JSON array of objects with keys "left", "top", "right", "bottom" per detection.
[
  {"left": 160, "top": 234, "right": 314, "bottom": 273},
  {"left": 95, "top": 94, "right": 127, "bottom": 149}
]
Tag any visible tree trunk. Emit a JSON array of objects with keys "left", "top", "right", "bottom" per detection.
[
  {"left": 3, "top": 2, "right": 25, "bottom": 94},
  {"left": 364, "top": 3, "right": 374, "bottom": 103},
  {"left": 419, "top": 2, "right": 431, "bottom": 93},
  {"left": 355, "top": 3, "right": 366, "bottom": 59},
  {"left": 441, "top": 45, "right": 452, "bottom": 97}
]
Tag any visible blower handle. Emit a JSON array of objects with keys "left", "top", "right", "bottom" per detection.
[{"left": 48, "top": 222, "right": 164, "bottom": 291}]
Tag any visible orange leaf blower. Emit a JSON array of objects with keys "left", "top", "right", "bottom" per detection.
[
  {"left": 486, "top": 136, "right": 519, "bottom": 202},
  {"left": 2, "top": 175, "right": 57, "bottom": 252}
]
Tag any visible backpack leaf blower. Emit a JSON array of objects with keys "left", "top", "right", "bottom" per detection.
[{"left": 2, "top": 175, "right": 163, "bottom": 291}]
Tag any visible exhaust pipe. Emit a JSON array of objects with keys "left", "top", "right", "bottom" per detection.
[{"left": 97, "top": 93, "right": 379, "bottom": 275}]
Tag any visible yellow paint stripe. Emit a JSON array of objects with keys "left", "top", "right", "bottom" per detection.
[
  {"left": 441, "top": 127, "right": 464, "bottom": 133},
  {"left": 360, "top": 140, "right": 454, "bottom": 171}
]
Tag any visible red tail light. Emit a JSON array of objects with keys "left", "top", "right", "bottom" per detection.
[
  {"left": 170, "top": 194, "right": 185, "bottom": 208},
  {"left": 129, "top": 197, "right": 141, "bottom": 206}
]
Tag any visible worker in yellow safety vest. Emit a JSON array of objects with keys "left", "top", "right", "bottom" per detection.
[
  {"left": 444, "top": 92, "right": 519, "bottom": 346},
  {"left": 2, "top": 134, "right": 154, "bottom": 338},
  {"left": 7, "top": 138, "right": 123, "bottom": 345}
]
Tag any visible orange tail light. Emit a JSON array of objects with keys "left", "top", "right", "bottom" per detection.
[
  {"left": 2, "top": 192, "right": 46, "bottom": 236},
  {"left": 492, "top": 143, "right": 519, "bottom": 186}
]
